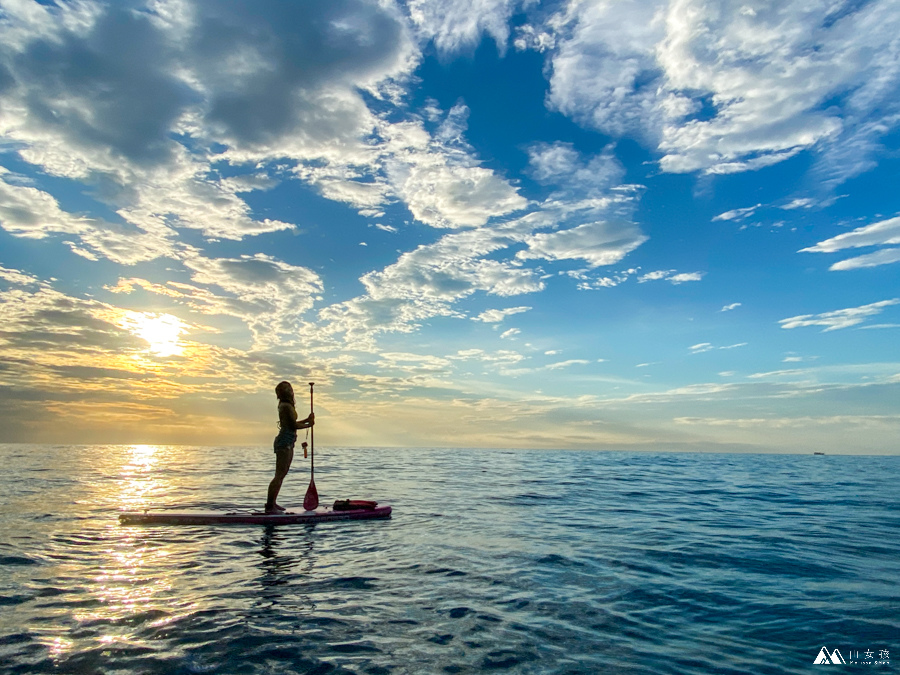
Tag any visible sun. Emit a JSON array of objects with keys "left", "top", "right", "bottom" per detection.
[{"left": 128, "top": 313, "right": 189, "bottom": 357}]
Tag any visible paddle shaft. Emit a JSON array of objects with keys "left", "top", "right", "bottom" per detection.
[{"left": 309, "top": 382, "right": 314, "bottom": 473}]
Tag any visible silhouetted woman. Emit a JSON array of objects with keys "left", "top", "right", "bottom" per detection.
[{"left": 266, "top": 381, "right": 314, "bottom": 513}]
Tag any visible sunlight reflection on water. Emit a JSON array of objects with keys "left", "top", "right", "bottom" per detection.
[{"left": 0, "top": 445, "right": 897, "bottom": 674}]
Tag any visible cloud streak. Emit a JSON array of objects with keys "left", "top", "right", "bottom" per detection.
[{"left": 779, "top": 299, "right": 899, "bottom": 332}]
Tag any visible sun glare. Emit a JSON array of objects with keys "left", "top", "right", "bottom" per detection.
[{"left": 122, "top": 312, "right": 189, "bottom": 357}]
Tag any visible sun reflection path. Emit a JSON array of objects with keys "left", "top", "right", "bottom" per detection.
[
  {"left": 118, "top": 444, "right": 165, "bottom": 512},
  {"left": 75, "top": 445, "right": 195, "bottom": 650}
]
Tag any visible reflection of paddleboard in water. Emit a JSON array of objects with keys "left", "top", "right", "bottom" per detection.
[{"left": 120, "top": 503, "right": 391, "bottom": 525}]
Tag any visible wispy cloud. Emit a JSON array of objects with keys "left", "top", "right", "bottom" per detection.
[
  {"left": 690, "top": 342, "right": 747, "bottom": 354},
  {"left": 472, "top": 306, "right": 532, "bottom": 323},
  {"left": 545, "top": 359, "right": 590, "bottom": 370},
  {"left": 712, "top": 205, "right": 761, "bottom": 222},
  {"left": 800, "top": 216, "right": 900, "bottom": 270},
  {"left": 779, "top": 299, "right": 899, "bottom": 332},
  {"left": 639, "top": 270, "right": 705, "bottom": 284}
]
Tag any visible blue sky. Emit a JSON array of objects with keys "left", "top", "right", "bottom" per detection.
[{"left": 0, "top": 0, "right": 898, "bottom": 452}]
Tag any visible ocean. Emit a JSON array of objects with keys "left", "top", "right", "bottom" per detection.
[{"left": 0, "top": 444, "right": 896, "bottom": 674}]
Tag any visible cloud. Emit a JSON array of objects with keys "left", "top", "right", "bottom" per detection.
[
  {"left": 690, "top": 341, "right": 746, "bottom": 354},
  {"left": 0, "top": 0, "right": 422, "bottom": 245},
  {"left": 779, "top": 299, "right": 899, "bottom": 332},
  {"left": 527, "top": 142, "right": 625, "bottom": 194},
  {"left": 829, "top": 248, "right": 900, "bottom": 271},
  {"left": 472, "top": 306, "right": 532, "bottom": 323},
  {"left": 545, "top": 359, "right": 590, "bottom": 370},
  {"left": 518, "top": 220, "right": 647, "bottom": 268},
  {"left": 0, "top": 167, "right": 178, "bottom": 264},
  {"left": 109, "top": 252, "right": 323, "bottom": 349},
  {"left": 781, "top": 198, "right": 816, "bottom": 210},
  {"left": 543, "top": 0, "right": 665, "bottom": 139},
  {"left": 712, "top": 204, "right": 761, "bottom": 222},
  {"left": 638, "top": 269, "right": 704, "bottom": 284},
  {"left": 318, "top": 220, "right": 546, "bottom": 348},
  {"left": 801, "top": 216, "right": 900, "bottom": 270},
  {"left": 802, "top": 216, "right": 900, "bottom": 252},
  {"left": 374, "top": 351, "right": 452, "bottom": 376},
  {"left": 295, "top": 103, "right": 528, "bottom": 229},
  {"left": 668, "top": 272, "right": 703, "bottom": 284},
  {"left": 721, "top": 302, "right": 741, "bottom": 312},
  {"left": 500, "top": 327, "right": 520, "bottom": 339},
  {"left": 450, "top": 348, "right": 524, "bottom": 365},
  {"left": 394, "top": 160, "right": 527, "bottom": 228},
  {"left": 179, "top": 252, "right": 323, "bottom": 345},
  {"left": 407, "top": 0, "right": 523, "bottom": 54},
  {"left": 534, "top": 0, "right": 900, "bottom": 181}
]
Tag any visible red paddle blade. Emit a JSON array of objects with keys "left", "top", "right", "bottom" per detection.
[{"left": 303, "top": 479, "right": 319, "bottom": 511}]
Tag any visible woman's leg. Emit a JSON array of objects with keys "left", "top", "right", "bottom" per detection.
[{"left": 266, "top": 447, "right": 294, "bottom": 510}]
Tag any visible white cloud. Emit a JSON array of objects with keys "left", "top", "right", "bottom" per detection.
[
  {"left": 527, "top": 142, "right": 625, "bottom": 194},
  {"left": 801, "top": 216, "right": 900, "bottom": 270},
  {"left": 669, "top": 272, "right": 703, "bottom": 284},
  {"left": 407, "top": 0, "right": 523, "bottom": 54},
  {"left": 690, "top": 341, "right": 746, "bottom": 354},
  {"left": 0, "top": 168, "right": 178, "bottom": 264},
  {"left": 802, "top": 216, "right": 900, "bottom": 253},
  {"left": 473, "top": 306, "right": 532, "bottom": 323},
  {"left": 518, "top": 220, "right": 647, "bottom": 268},
  {"left": 544, "top": 0, "right": 665, "bottom": 139},
  {"left": 721, "top": 302, "right": 741, "bottom": 312},
  {"left": 712, "top": 204, "right": 761, "bottom": 222},
  {"left": 394, "top": 160, "right": 527, "bottom": 228},
  {"left": 781, "top": 198, "right": 816, "bottom": 210},
  {"left": 535, "top": 0, "right": 900, "bottom": 181},
  {"left": 0, "top": 265, "right": 40, "bottom": 286},
  {"left": 500, "top": 327, "right": 520, "bottom": 339},
  {"left": 829, "top": 248, "right": 900, "bottom": 271},
  {"left": 450, "top": 348, "right": 525, "bottom": 366},
  {"left": 638, "top": 269, "right": 704, "bottom": 284},
  {"left": 638, "top": 270, "right": 673, "bottom": 282},
  {"left": 779, "top": 299, "right": 899, "bottom": 332},
  {"left": 545, "top": 359, "right": 589, "bottom": 369}
]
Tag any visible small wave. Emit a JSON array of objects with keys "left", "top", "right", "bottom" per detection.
[{"left": 0, "top": 554, "right": 41, "bottom": 566}]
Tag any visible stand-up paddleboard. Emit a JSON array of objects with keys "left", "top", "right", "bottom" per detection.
[{"left": 119, "top": 503, "right": 391, "bottom": 526}]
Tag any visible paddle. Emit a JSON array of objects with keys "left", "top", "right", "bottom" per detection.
[{"left": 303, "top": 381, "right": 319, "bottom": 511}]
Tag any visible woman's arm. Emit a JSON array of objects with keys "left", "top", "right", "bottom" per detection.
[{"left": 295, "top": 411, "right": 314, "bottom": 430}]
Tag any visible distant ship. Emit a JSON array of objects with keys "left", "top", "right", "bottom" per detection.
[{"left": 814, "top": 451, "right": 825, "bottom": 455}]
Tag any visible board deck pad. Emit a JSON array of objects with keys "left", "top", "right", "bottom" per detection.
[{"left": 120, "top": 504, "right": 391, "bottom": 525}]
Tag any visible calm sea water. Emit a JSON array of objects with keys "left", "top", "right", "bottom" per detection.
[{"left": 0, "top": 445, "right": 897, "bottom": 674}]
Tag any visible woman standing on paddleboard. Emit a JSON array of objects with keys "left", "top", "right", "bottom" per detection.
[{"left": 266, "top": 381, "right": 314, "bottom": 513}]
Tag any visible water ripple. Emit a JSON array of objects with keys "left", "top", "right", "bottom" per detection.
[{"left": 0, "top": 445, "right": 897, "bottom": 674}]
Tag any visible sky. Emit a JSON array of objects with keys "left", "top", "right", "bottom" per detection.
[{"left": 0, "top": 0, "right": 898, "bottom": 453}]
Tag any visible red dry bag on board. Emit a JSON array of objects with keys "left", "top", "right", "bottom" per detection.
[{"left": 333, "top": 499, "right": 378, "bottom": 511}]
